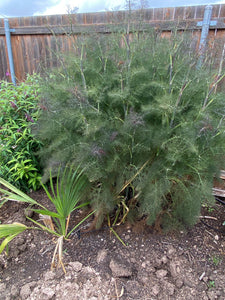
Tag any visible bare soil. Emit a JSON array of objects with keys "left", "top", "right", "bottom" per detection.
[{"left": 0, "top": 188, "right": 224, "bottom": 300}]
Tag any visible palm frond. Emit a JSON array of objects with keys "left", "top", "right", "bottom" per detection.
[{"left": 0, "top": 223, "right": 28, "bottom": 254}]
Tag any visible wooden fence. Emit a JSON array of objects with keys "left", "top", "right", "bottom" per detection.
[{"left": 1, "top": 4, "right": 225, "bottom": 82}]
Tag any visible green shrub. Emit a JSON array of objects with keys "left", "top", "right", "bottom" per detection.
[
  {"left": 0, "top": 74, "right": 42, "bottom": 191},
  {"left": 35, "top": 31, "right": 225, "bottom": 229}
]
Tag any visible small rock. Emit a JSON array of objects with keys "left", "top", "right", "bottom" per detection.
[
  {"left": 109, "top": 259, "right": 132, "bottom": 278},
  {"left": 97, "top": 249, "right": 107, "bottom": 264},
  {"left": 156, "top": 269, "right": 168, "bottom": 279},
  {"left": 214, "top": 235, "right": 219, "bottom": 241},
  {"left": 165, "top": 282, "right": 175, "bottom": 296},
  {"left": 169, "top": 261, "right": 180, "bottom": 278},
  {"left": 152, "top": 284, "right": 160, "bottom": 296},
  {"left": 175, "top": 278, "right": 183, "bottom": 288},
  {"left": 154, "top": 258, "right": 162, "bottom": 268},
  {"left": 82, "top": 266, "right": 95, "bottom": 274},
  {"left": 69, "top": 261, "right": 83, "bottom": 272}
]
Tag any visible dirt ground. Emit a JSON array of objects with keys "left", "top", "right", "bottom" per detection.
[{"left": 0, "top": 188, "right": 224, "bottom": 300}]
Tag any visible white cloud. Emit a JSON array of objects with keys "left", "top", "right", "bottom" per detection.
[
  {"left": 78, "top": 0, "right": 124, "bottom": 12},
  {"left": 34, "top": 0, "right": 78, "bottom": 15},
  {"left": 35, "top": 0, "right": 125, "bottom": 15}
]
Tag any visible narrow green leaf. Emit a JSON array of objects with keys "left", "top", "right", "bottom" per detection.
[
  {"left": 40, "top": 183, "right": 54, "bottom": 204},
  {"left": 66, "top": 210, "right": 96, "bottom": 238},
  {"left": 31, "top": 209, "right": 61, "bottom": 218},
  {"left": 26, "top": 217, "right": 61, "bottom": 237},
  {"left": 0, "top": 179, "right": 46, "bottom": 209},
  {"left": 0, "top": 233, "right": 20, "bottom": 254},
  {"left": 72, "top": 201, "right": 91, "bottom": 211},
  {"left": 0, "top": 223, "right": 28, "bottom": 239},
  {"left": 110, "top": 227, "right": 127, "bottom": 247}
]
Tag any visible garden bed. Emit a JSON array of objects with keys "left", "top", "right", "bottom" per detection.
[{"left": 0, "top": 188, "right": 224, "bottom": 300}]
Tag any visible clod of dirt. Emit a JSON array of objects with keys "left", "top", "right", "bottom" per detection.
[
  {"left": 96, "top": 249, "right": 108, "bottom": 264},
  {"left": 169, "top": 260, "right": 181, "bottom": 278},
  {"left": 109, "top": 258, "right": 133, "bottom": 278},
  {"left": 41, "top": 287, "right": 55, "bottom": 299},
  {"left": 0, "top": 283, "right": 6, "bottom": 293},
  {"left": 10, "top": 285, "right": 19, "bottom": 298},
  {"left": 151, "top": 284, "right": 160, "bottom": 296},
  {"left": 155, "top": 269, "right": 168, "bottom": 279},
  {"left": 68, "top": 261, "right": 82, "bottom": 272},
  {"left": 167, "top": 245, "right": 176, "bottom": 259},
  {"left": 22, "top": 265, "right": 113, "bottom": 300},
  {"left": 175, "top": 278, "right": 184, "bottom": 288},
  {"left": 163, "top": 280, "right": 175, "bottom": 296},
  {"left": 43, "top": 271, "right": 56, "bottom": 281},
  {"left": 20, "top": 281, "right": 36, "bottom": 299}
]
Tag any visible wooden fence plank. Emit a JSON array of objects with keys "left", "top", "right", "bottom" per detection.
[{"left": 0, "top": 4, "right": 225, "bottom": 81}]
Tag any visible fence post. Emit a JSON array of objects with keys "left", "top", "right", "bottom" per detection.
[
  {"left": 196, "top": 5, "right": 213, "bottom": 69},
  {"left": 4, "top": 19, "right": 16, "bottom": 86}
]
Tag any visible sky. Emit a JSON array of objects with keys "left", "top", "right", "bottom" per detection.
[{"left": 0, "top": 0, "right": 225, "bottom": 17}]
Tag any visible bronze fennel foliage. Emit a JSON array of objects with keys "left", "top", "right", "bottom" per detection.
[{"left": 35, "top": 31, "right": 225, "bottom": 230}]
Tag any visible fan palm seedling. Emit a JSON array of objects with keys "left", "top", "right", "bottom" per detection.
[{"left": 0, "top": 165, "right": 95, "bottom": 272}]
